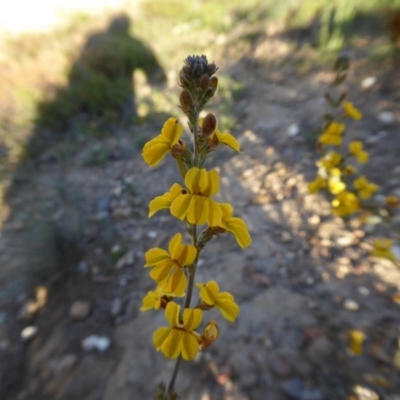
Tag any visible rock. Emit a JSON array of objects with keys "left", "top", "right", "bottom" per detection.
[
  {"left": 21, "top": 326, "right": 38, "bottom": 341},
  {"left": 360, "top": 76, "right": 377, "bottom": 89},
  {"left": 344, "top": 299, "right": 359, "bottom": 311},
  {"left": 287, "top": 124, "right": 300, "bottom": 137},
  {"left": 82, "top": 335, "right": 110, "bottom": 352},
  {"left": 251, "top": 273, "right": 271, "bottom": 287},
  {"left": 358, "top": 287, "right": 370, "bottom": 296},
  {"left": 308, "top": 215, "right": 320, "bottom": 225},
  {"left": 268, "top": 351, "right": 292, "bottom": 377},
  {"left": 69, "top": 300, "right": 91, "bottom": 320},
  {"left": 353, "top": 385, "right": 379, "bottom": 400},
  {"left": 377, "top": 111, "right": 395, "bottom": 125},
  {"left": 146, "top": 231, "right": 158, "bottom": 239},
  {"left": 280, "top": 378, "right": 324, "bottom": 400}
]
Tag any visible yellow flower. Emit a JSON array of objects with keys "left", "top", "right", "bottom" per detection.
[
  {"left": 153, "top": 302, "right": 202, "bottom": 360},
  {"left": 370, "top": 239, "right": 396, "bottom": 261},
  {"left": 348, "top": 330, "right": 366, "bottom": 355},
  {"left": 217, "top": 203, "right": 252, "bottom": 248},
  {"left": 332, "top": 191, "right": 360, "bottom": 217},
  {"left": 142, "top": 118, "right": 183, "bottom": 166},
  {"left": 196, "top": 280, "right": 240, "bottom": 322},
  {"left": 140, "top": 287, "right": 166, "bottom": 311},
  {"left": 201, "top": 320, "right": 219, "bottom": 349},
  {"left": 320, "top": 152, "right": 342, "bottom": 171},
  {"left": 342, "top": 101, "right": 362, "bottom": 120},
  {"left": 200, "top": 118, "right": 240, "bottom": 152},
  {"left": 170, "top": 167, "right": 222, "bottom": 225},
  {"left": 148, "top": 183, "right": 184, "bottom": 218},
  {"left": 353, "top": 176, "right": 378, "bottom": 200},
  {"left": 318, "top": 122, "right": 345, "bottom": 146},
  {"left": 328, "top": 168, "right": 346, "bottom": 195},
  {"left": 308, "top": 176, "right": 327, "bottom": 194},
  {"left": 348, "top": 141, "right": 369, "bottom": 163},
  {"left": 144, "top": 233, "right": 197, "bottom": 296}
]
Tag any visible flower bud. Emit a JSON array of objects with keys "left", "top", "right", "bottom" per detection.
[
  {"left": 201, "top": 320, "right": 219, "bottom": 349},
  {"left": 199, "top": 74, "right": 210, "bottom": 91},
  {"left": 179, "top": 90, "right": 194, "bottom": 113},
  {"left": 210, "top": 76, "right": 218, "bottom": 91},
  {"left": 201, "top": 113, "right": 217, "bottom": 137}
]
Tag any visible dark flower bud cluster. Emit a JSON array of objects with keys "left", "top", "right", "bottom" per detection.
[{"left": 178, "top": 55, "right": 219, "bottom": 123}]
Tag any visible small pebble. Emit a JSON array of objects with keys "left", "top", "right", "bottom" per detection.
[
  {"left": 21, "top": 326, "right": 38, "bottom": 341},
  {"left": 358, "top": 287, "right": 370, "bottom": 296},
  {"left": 287, "top": 124, "right": 300, "bottom": 137},
  {"left": 82, "top": 335, "right": 110, "bottom": 352},
  {"left": 69, "top": 300, "right": 91, "bottom": 320},
  {"left": 344, "top": 299, "right": 359, "bottom": 311},
  {"left": 377, "top": 111, "right": 395, "bottom": 125},
  {"left": 360, "top": 76, "right": 377, "bottom": 89},
  {"left": 147, "top": 231, "right": 158, "bottom": 239}
]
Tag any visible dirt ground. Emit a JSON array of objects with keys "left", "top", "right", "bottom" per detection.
[{"left": 0, "top": 30, "right": 400, "bottom": 400}]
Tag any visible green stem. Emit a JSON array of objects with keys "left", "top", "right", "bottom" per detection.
[{"left": 176, "top": 158, "right": 187, "bottom": 180}]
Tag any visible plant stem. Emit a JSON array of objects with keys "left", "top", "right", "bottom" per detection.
[{"left": 167, "top": 356, "right": 182, "bottom": 396}]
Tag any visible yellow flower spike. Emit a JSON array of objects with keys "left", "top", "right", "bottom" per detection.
[
  {"left": 153, "top": 302, "right": 203, "bottom": 360},
  {"left": 217, "top": 203, "right": 252, "bottom": 248},
  {"left": 170, "top": 167, "right": 223, "bottom": 226},
  {"left": 144, "top": 233, "right": 197, "bottom": 297},
  {"left": 318, "top": 122, "right": 345, "bottom": 146},
  {"left": 353, "top": 176, "right": 378, "bottom": 200},
  {"left": 348, "top": 141, "right": 369, "bottom": 164},
  {"left": 370, "top": 239, "right": 396, "bottom": 261},
  {"left": 201, "top": 320, "right": 219, "bottom": 349},
  {"left": 149, "top": 183, "right": 185, "bottom": 218},
  {"left": 342, "top": 101, "right": 363, "bottom": 120},
  {"left": 142, "top": 118, "right": 184, "bottom": 166},
  {"left": 196, "top": 281, "right": 240, "bottom": 322},
  {"left": 308, "top": 176, "right": 327, "bottom": 194}
]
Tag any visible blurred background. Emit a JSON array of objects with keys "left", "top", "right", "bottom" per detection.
[{"left": 0, "top": 1, "right": 400, "bottom": 399}]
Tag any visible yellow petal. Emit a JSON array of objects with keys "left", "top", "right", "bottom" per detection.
[
  {"left": 165, "top": 301, "right": 180, "bottom": 327},
  {"left": 140, "top": 290, "right": 160, "bottom": 311},
  {"left": 162, "top": 267, "right": 187, "bottom": 297},
  {"left": 187, "top": 195, "right": 208, "bottom": 225},
  {"left": 207, "top": 199, "right": 222, "bottom": 226},
  {"left": 161, "top": 329, "right": 183, "bottom": 359},
  {"left": 224, "top": 217, "right": 252, "bottom": 248},
  {"left": 220, "top": 203, "right": 234, "bottom": 219},
  {"left": 161, "top": 118, "right": 183, "bottom": 145},
  {"left": 149, "top": 260, "right": 176, "bottom": 284},
  {"left": 170, "top": 194, "right": 192, "bottom": 221},
  {"left": 215, "top": 130, "right": 241, "bottom": 152},
  {"left": 172, "top": 242, "right": 197, "bottom": 266},
  {"left": 149, "top": 193, "right": 172, "bottom": 218},
  {"left": 168, "top": 233, "right": 182, "bottom": 255},
  {"left": 205, "top": 169, "right": 220, "bottom": 197},
  {"left": 144, "top": 248, "right": 170, "bottom": 266},
  {"left": 185, "top": 167, "right": 202, "bottom": 193},
  {"left": 181, "top": 332, "right": 200, "bottom": 360},
  {"left": 153, "top": 327, "right": 172, "bottom": 350},
  {"left": 216, "top": 299, "right": 240, "bottom": 322},
  {"left": 142, "top": 138, "right": 170, "bottom": 167},
  {"left": 183, "top": 308, "right": 203, "bottom": 330},
  {"left": 197, "top": 281, "right": 219, "bottom": 305}
]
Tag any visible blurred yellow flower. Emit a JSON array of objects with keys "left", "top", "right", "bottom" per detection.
[
  {"left": 370, "top": 239, "right": 396, "bottom": 261},
  {"left": 318, "top": 122, "right": 345, "bottom": 146},
  {"left": 196, "top": 280, "right": 240, "bottom": 322},
  {"left": 144, "top": 233, "right": 197, "bottom": 296},
  {"left": 320, "top": 152, "right": 342, "bottom": 171},
  {"left": 332, "top": 191, "right": 360, "bottom": 217},
  {"left": 342, "top": 101, "right": 362, "bottom": 120},
  {"left": 308, "top": 176, "right": 327, "bottom": 194},
  {"left": 153, "top": 302, "right": 202, "bottom": 360},
  {"left": 328, "top": 168, "right": 346, "bottom": 195},
  {"left": 353, "top": 176, "right": 378, "bottom": 199},
  {"left": 348, "top": 330, "right": 366, "bottom": 355},
  {"left": 142, "top": 118, "right": 183, "bottom": 166},
  {"left": 348, "top": 141, "right": 369, "bottom": 163},
  {"left": 140, "top": 287, "right": 165, "bottom": 311}
]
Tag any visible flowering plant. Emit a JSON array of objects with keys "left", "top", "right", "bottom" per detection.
[
  {"left": 308, "top": 55, "right": 399, "bottom": 265},
  {"left": 140, "top": 55, "right": 251, "bottom": 399}
]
